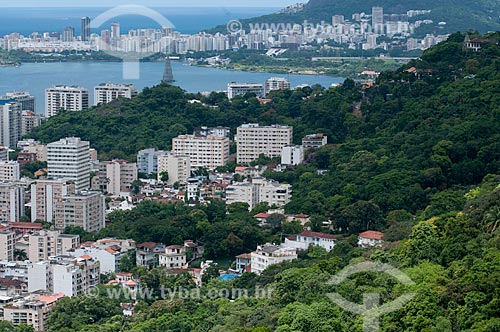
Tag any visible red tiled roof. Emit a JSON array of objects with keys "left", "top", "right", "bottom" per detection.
[
  {"left": 9, "top": 222, "right": 43, "bottom": 229},
  {"left": 236, "top": 253, "right": 251, "bottom": 259},
  {"left": 167, "top": 245, "right": 183, "bottom": 250},
  {"left": 0, "top": 278, "right": 26, "bottom": 287},
  {"left": 254, "top": 213, "right": 270, "bottom": 219},
  {"left": 80, "top": 255, "right": 93, "bottom": 260},
  {"left": 137, "top": 242, "right": 157, "bottom": 249},
  {"left": 294, "top": 213, "right": 310, "bottom": 218},
  {"left": 359, "top": 230, "right": 384, "bottom": 240},
  {"left": 299, "top": 231, "right": 336, "bottom": 240}
]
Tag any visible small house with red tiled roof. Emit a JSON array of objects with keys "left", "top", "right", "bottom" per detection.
[
  {"left": 285, "top": 231, "right": 337, "bottom": 252},
  {"left": 358, "top": 230, "right": 384, "bottom": 248}
]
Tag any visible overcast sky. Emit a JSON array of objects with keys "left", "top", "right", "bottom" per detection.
[{"left": 0, "top": 0, "right": 304, "bottom": 7}]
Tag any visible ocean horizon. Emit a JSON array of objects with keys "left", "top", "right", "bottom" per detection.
[{"left": 0, "top": 7, "right": 279, "bottom": 36}]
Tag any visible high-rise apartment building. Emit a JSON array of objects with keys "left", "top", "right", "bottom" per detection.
[
  {"left": 28, "top": 255, "right": 100, "bottom": 297},
  {"left": 0, "top": 182, "right": 24, "bottom": 223},
  {"left": 45, "top": 85, "right": 89, "bottom": 118},
  {"left": 236, "top": 124, "right": 293, "bottom": 164},
  {"left": 30, "top": 179, "right": 76, "bottom": 223},
  {"left": 372, "top": 7, "right": 384, "bottom": 34},
  {"left": 172, "top": 135, "right": 230, "bottom": 170},
  {"left": 62, "top": 26, "right": 75, "bottom": 42},
  {"left": 54, "top": 191, "right": 105, "bottom": 232},
  {"left": 21, "top": 110, "right": 44, "bottom": 136},
  {"left": 28, "top": 230, "right": 80, "bottom": 263},
  {"left": 0, "top": 161, "right": 20, "bottom": 181},
  {"left": 0, "top": 230, "right": 15, "bottom": 261},
  {"left": 47, "top": 137, "right": 91, "bottom": 192},
  {"left": 2, "top": 91, "right": 35, "bottom": 112},
  {"left": 0, "top": 100, "right": 22, "bottom": 148},
  {"left": 81, "top": 16, "right": 91, "bottom": 42},
  {"left": 157, "top": 153, "right": 191, "bottom": 185},
  {"left": 137, "top": 148, "right": 168, "bottom": 176},
  {"left": 93, "top": 83, "right": 138, "bottom": 105},
  {"left": 100, "top": 160, "right": 138, "bottom": 196}
]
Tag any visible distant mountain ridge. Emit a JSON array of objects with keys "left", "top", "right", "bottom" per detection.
[{"left": 211, "top": 0, "right": 500, "bottom": 36}]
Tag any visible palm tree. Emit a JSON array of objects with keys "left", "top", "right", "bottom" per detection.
[
  {"left": 484, "top": 205, "right": 500, "bottom": 233},
  {"left": 14, "top": 249, "right": 28, "bottom": 261}
]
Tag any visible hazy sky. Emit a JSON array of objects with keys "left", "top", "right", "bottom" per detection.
[{"left": 0, "top": 0, "right": 304, "bottom": 7}]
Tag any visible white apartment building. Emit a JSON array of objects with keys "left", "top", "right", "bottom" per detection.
[
  {"left": 265, "top": 77, "right": 291, "bottom": 95},
  {"left": 28, "top": 230, "right": 80, "bottom": 263},
  {"left": 250, "top": 244, "right": 297, "bottom": 275},
  {"left": 101, "top": 160, "right": 138, "bottom": 196},
  {"left": 45, "top": 85, "right": 89, "bottom": 118},
  {"left": 28, "top": 256, "right": 100, "bottom": 297},
  {"left": 225, "top": 177, "right": 292, "bottom": 210},
  {"left": 54, "top": 191, "right": 105, "bottom": 232},
  {"left": 281, "top": 145, "right": 304, "bottom": 166},
  {"left": 30, "top": 179, "right": 76, "bottom": 223},
  {"left": 302, "top": 133, "right": 328, "bottom": 149},
  {"left": 0, "top": 101, "right": 22, "bottom": 148},
  {"left": 0, "top": 182, "right": 24, "bottom": 223},
  {"left": 3, "top": 293, "right": 64, "bottom": 332},
  {"left": 236, "top": 124, "right": 293, "bottom": 164},
  {"left": 159, "top": 245, "right": 187, "bottom": 269},
  {"left": 0, "top": 161, "right": 20, "bottom": 181},
  {"left": 284, "top": 231, "right": 337, "bottom": 252},
  {"left": 157, "top": 153, "right": 191, "bottom": 185},
  {"left": 93, "top": 83, "right": 138, "bottom": 106},
  {"left": 227, "top": 83, "right": 264, "bottom": 99},
  {"left": 71, "top": 238, "right": 136, "bottom": 273},
  {"left": 172, "top": 135, "right": 230, "bottom": 170},
  {"left": 0, "top": 261, "right": 29, "bottom": 281},
  {"left": 47, "top": 137, "right": 90, "bottom": 192},
  {"left": 0, "top": 230, "right": 15, "bottom": 261}
]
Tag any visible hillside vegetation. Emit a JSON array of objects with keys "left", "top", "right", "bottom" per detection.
[{"left": 27, "top": 32, "right": 500, "bottom": 332}]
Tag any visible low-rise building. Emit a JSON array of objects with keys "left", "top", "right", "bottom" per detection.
[
  {"left": 70, "top": 238, "right": 136, "bottom": 273},
  {"left": 235, "top": 253, "right": 251, "bottom": 273},
  {"left": 227, "top": 82, "right": 264, "bottom": 99},
  {"left": 0, "top": 261, "right": 29, "bottom": 281},
  {"left": 136, "top": 242, "right": 165, "bottom": 267},
  {"left": 302, "top": 133, "right": 328, "bottom": 149},
  {"left": 358, "top": 230, "right": 384, "bottom": 248},
  {"left": 159, "top": 245, "right": 187, "bottom": 269},
  {"left": 250, "top": 244, "right": 297, "bottom": 275},
  {"left": 285, "top": 231, "right": 337, "bottom": 252},
  {"left": 225, "top": 177, "right": 292, "bottom": 210}
]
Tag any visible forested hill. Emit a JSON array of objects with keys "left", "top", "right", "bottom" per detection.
[
  {"left": 29, "top": 33, "right": 500, "bottom": 331},
  {"left": 209, "top": 0, "right": 500, "bottom": 36}
]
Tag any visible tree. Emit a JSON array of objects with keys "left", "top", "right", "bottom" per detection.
[
  {"left": 130, "top": 180, "right": 143, "bottom": 195},
  {"left": 159, "top": 171, "right": 169, "bottom": 183},
  {"left": 202, "top": 263, "right": 220, "bottom": 284}
]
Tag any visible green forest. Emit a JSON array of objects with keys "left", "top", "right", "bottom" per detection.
[{"left": 22, "top": 32, "right": 500, "bottom": 331}]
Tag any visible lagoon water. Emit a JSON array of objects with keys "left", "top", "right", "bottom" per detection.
[{"left": 0, "top": 61, "right": 344, "bottom": 114}]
